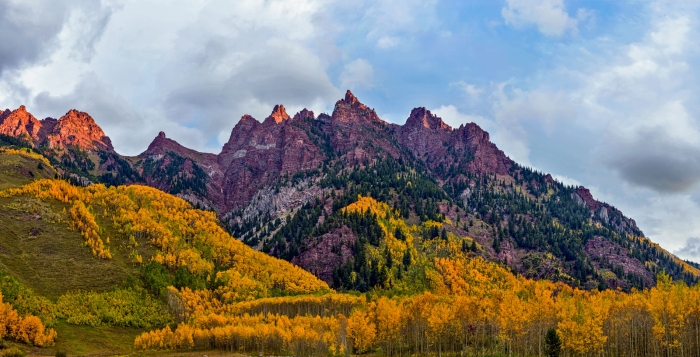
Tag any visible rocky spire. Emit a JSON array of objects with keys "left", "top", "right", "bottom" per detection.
[
  {"left": 404, "top": 107, "right": 451, "bottom": 131},
  {"left": 331, "top": 90, "right": 382, "bottom": 123},
  {"left": 263, "top": 105, "right": 291, "bottom": 125},
  {"left": 293, "top": 108, "right": 315, "bottom": 121},
  {"left": 344, "top": 90, "right": 359, "bottom": 105}
]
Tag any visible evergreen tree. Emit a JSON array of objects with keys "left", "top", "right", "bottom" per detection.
[{"left": 545, "top": 328, "right": 561, "bottom": 357}]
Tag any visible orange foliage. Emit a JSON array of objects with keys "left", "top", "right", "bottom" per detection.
[
  {"left": 0, "top": 293, "right": 56, "bottom": 347},
  {"left": 2, "top": 180, "right": 329, "bottom": 296}
]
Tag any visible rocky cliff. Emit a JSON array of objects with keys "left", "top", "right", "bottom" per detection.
[
  {"left": 0, "top": 106, "right": 113, "bottom": 151},
  {"left": 5, "top": 91, "right": 693, "bottom": 291}
]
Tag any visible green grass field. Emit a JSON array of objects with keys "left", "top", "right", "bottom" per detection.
[{"left": 0, "top": 151, "right": 182, "bottom": 356}]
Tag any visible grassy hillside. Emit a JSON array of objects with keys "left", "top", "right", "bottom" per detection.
[
  {"left": 0, "top": 149, "right": 699, "bottom": 357},
  {"left": 0, "top": 149, "right": 328, "bottom": 355},
  {"left": 0, "top": 149, "right": 56, "bottom": 190}
]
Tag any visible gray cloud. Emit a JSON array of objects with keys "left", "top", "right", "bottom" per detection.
[
  {"left": 0, "top": 1, "right": 113, "bottom": 75},
  {"left": 161, "top": 40, "right": 341, "bottom": 145},
  {"left": 33, "top": 72, "right": 150, "bottom": 150},
  {"left": 675, "top": 237, "right": 700, "bottom": 263},
  {"left": 602, "top": 127, "right": 700, "bottom": 193},
  {"left": 0, "top": 1, "right": 68, "bottom": 74}
]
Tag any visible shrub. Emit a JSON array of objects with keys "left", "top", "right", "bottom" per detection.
[{"left": 1, "top": 347, "right": 25, "bottom": 357}]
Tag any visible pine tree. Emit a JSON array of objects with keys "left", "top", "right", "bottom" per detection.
[{"left": 544, "top": 327, "right": 561, "bottom": 357}]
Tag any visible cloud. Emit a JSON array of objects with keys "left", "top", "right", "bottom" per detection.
[
  {"left": 0, "top": 0, "right": 342, "bottom": 155},
  {"left": 492, "top": 84, "right": 574, "bottom": 129},
  {"left": 675, "top": 237, "right": 700, "bottom": 262},
  {"left": 601, "top": 101, "right": 700, "bottom": 193},
  {"left": 451, "top": 81, "right": 483, "bottom": 100},
  {"left": 552, "top": 174, "right": 581, "bottom": 188},
  {"left": 0, "top": 1, "right": 68, "bottom": 74},
  {"left": 349, "top": 0, "right": 439, "bottom": 47},
  {"left": 32, "top": 72, "right": 158, "bottom": 152},
  {"left": 501, "top": 0, "right": 579, "bottom": 37},
  {"left": 376, "top": 36, "right": 400, "bottom": 49},
  {"left": 575, "top": 12, "right": 700, "bottom": 194},
  {"left": 340, "top": 58, "right": 375, "bottom": 90},
  {"left": 486, "top": 84, "right": 573, "bottom": 164},
  {"left": 431, "top": 104, "right": 487, "bottom": 128}
]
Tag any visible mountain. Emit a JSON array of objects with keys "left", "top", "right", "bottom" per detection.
[
  {"left": 0, "top": 106, "right": 113, "bottom": 151},
  {"left": 0, "top": 148, "right": 329, "bottom": 354},
  {"left": 2, "top": 91, "right": 698, "bottom": 292}
]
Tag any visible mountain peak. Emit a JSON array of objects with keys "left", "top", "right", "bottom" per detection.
[
  {"left": 46, "top": 109, "right": 113, "bottom": 151},
  {"left": 332, "top": 90, "right": 382, "bottom": 123},
  {"left": 145, "top": 130, "right": 185, "bottom": 155},
  {"left": 293, "top": 108, "right": 315, "bottom": 121},
  {"left": 344, "top": 90, "right": 359, "bottom": 104},
  {"left": 405, "top": 107, "right": 451, "bottom": 131},
  {"left": 574, "top": 186, "right": 603, "bottom": 212},
  {"left": 0, "top": 105, "right": 42, "bottom": 141},
  {"left": 238, "top": 114, "right": 256, "bottom": 123},
  {"left": 263, "top": 105, "right": 290, "bottom": 125}
]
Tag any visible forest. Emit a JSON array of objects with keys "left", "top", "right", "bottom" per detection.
[{"left": 0, "top": 149, "right": 699, "bottom": 356}]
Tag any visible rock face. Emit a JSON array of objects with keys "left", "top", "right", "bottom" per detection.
[
  {"left": 292, "top": 225, "right": 356, "bottom": 284},
  {"left": 141, "top": 131, "right": 224, "bottom": 209},
  {"left": 217, "top": 105, "right": 325, "bottom": 211},
  {"left": 0, "top": 106, "right": 113, "bottom": 151},
  {"left": 584, "top": 236, "right": 655, "bottom": 288},
  {"left": 46, "top": 110, "right": 114, "bottom": 151},
  {"left": 328, "top": 90, "right": 400, "bottom": 160},
  {"left": 2, "top": 93, "right": 635, "bottom": 239},
  {"left": 6, "top": 92, "right": 678, "bottom": 291},
  {"left": 0, "top": 106, "right": 43, "bottom": 142},
  {"left": 572, "top": 186, "right": 643, "bottom": 237},
  {"left": 395, "top": 107, "right": 513, "bottom": 176}
]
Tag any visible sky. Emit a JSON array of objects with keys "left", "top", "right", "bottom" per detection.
[{"left": 1, "top": 0, "right": 699, "bottom": 262}]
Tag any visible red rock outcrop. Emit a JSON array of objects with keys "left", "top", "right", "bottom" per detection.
[
  {"left": 218, "top": 107, "right": 325, "bottom": 211},
  {"left": 292, "top": 108, "right": 315, "bottom": 121},
  {"left": 395, "top": 107, "right": 513, "bottom": 176},
  {"left": 0, "top": 106, "right": 43, "bottom": 142},
  {"left": 584, "top": 236, "right": 654, "bottom": 288},
  {"left": 452, "top": 123, "right": 514, "bottom": 175},
  {"left": 332, "top": 90, "right": 383, "bottom": 123},
  {"left": 0, "top": 106, "right": 113, "bottom": 151},
  {"left": 45, "top": 110, "right": 114, "bottom": 151},
  {"left": 574, "top": 186, "right": 603, "bottom": 211},
  {"left": 572, "top": 186, "right": 643, "bottom": 236},
  {"left": 292, "top": 225, "right": 356, "bottom": 283},
  {"left": 144, "top": 131, "right": 222, "bottom": 179},
  {"left": 329, "top": 90, "right": 400, "bottom": 161},
  {"left": 263, "top": 105, "right": 291, "bottom": 125}
]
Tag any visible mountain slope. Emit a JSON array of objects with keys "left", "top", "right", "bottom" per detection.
[
  {"left": 2, "top": 92, "right": 697, "bottom": 291},
  {"left": 0, "top": 149, "right": 329, "bottom": 354}
]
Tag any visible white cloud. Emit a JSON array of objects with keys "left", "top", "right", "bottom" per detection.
[
  {"left": 376, "top": 36, "right": 400, "bottom": 49},
  {"left": 451, "top": 80, "right": 483, "bottom": 99},
  {"left": 487, "top": 0, "right": 700, "bottom": 251},
  {"left": 357, "top": 0, "right": 439, "bottom": 47},
  {"left": 474, "top": 83, "right": 573, "bottom": 165},
  {"left": 340, "top": 58, "right": 374, "bottom": 90},
  {"left": 552, "top": 174, "right": 581, "bottom": 188},
  {"left": 0, "top": 0, "right": 342, "bottom": 155},
  {"left": 501, "top": 0, "right": 579, "bottom": 37},
  {"left": 431, "top": 104, "right": 486, "bottom": 128}
]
